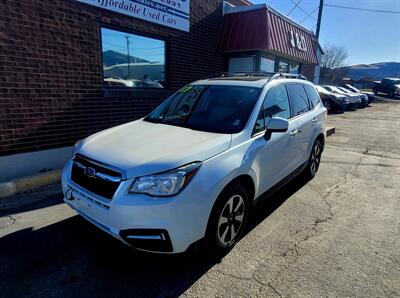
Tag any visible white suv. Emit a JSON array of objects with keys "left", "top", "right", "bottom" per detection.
[{"left": 62, "top": 73, "right": 327, "bottom": 254}]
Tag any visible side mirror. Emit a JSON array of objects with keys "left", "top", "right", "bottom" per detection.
[{"left": 266, "top": 117, "right": 289, "bottom": 133}]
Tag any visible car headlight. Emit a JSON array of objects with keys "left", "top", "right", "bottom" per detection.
[{"left": 129, "top": 162, "right": 201, "bottom": 197}]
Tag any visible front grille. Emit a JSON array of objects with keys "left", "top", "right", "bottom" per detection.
[{"left": 71, "top": 154, "right": 122, "bottom": 200}]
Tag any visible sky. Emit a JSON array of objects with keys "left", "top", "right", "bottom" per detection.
[
  {"left": 251, "top": 0, "right": 400, "bottom": 65},
  {"left": 102, "top": 28, "right": 165, "bottom": 63}
]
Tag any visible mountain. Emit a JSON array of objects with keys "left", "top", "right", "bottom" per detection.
[
  {"left": 340, "top": 62, "right": 400, "bottom": 80},
  {"left": 102, "top": 50, "right": 150, "bottom": 67}
]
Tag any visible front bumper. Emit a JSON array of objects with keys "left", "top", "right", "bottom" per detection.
[{"left": 61, "top": 160, "right": 211, "bottom": 254}]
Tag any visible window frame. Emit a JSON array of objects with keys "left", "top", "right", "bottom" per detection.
[
  {"left": 252, "top": 83, "right": 292, "bottom": 137},
  {"left": 99, "top": 24, "right": 169, "bottom": 90}
]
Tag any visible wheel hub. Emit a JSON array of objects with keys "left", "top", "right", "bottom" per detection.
[{"left": 217, "top": 194, "right": 245, "bottom": 246}]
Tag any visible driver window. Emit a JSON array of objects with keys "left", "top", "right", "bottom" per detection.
[
  {"left": 263, "top": 84, "right": 291, "bottom": 122},
  {"left": 253, "top": 84, "right": 291, "bottom": 135}
]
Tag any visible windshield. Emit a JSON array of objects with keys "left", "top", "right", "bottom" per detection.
[
  {"left": 315, "top": 85, "right": 331, "bottom": 94},
  {"left": 324, "top": 86, "right": 344, "bottom": 94},
  {"left": 144, "top": 85, "right": 261, "bottom": 134},
  {"left": 347, "top": 85, "right": 360, "bottom": 93},
  {"left": 338, "top": 87, "right": 350, "bottom": 93}
]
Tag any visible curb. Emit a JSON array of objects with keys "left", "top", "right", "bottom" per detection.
[
  {"left": 0, "top": 169, "right": 61, "bottom": 199},
  {"left": 327, "top": 126, "right": 336, "bottom": 137}
]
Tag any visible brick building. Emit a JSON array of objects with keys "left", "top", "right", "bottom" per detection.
[{"left": 0, "top": 0, "right": 320, "bottom": 182}]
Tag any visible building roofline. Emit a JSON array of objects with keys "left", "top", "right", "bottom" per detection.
[{"left": 225, "top": 4, "right": 316, "bottom": 36}]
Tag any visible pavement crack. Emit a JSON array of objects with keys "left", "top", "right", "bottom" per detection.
[
  {"left": 8, "top": 215, "right": 16, "bottom": 225},
  {"left": 267, "top": 283, "right": 283, "bottom": 297}
]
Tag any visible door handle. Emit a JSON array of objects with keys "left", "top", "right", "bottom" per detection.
[
  {"left": 290, "top": 129, "right": 301, "bottom": 136},
  {"left": 312, "top": 118, "right": 317, "bottom": 124}
]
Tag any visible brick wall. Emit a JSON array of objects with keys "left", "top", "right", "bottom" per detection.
[{"left": 0, "top": 0, "right": 226, "bottom": 156}]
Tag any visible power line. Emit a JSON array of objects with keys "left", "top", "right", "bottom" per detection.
[
  {"left": 324, "top": 4, "right": 400, "bottom": 14},
  {"left": 289, "top": 0, "right": 317, "bottom": 20},
  {"left": 300, "top": 6, "right": 319, "bottom": 24},
  {"left": 287, "top": 0, "right": 303, "bottom": 16}
]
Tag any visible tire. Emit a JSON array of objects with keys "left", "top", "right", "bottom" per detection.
[
  {"left": 323, "top": 100, "right": 332, "bottom": 113},
  {"left": 303, "top": 139, "right": 323, "bottom": 179},
  {"left": 205, "top": 183, "right": 250, "bottom": 255}
]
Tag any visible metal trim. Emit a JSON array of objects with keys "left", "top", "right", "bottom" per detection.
[
  {"left": 126, "top": 234, "right": 166, "bottom": 240},
  {"left": 74, "top": 154, "right": 126, "bottom": 179}
]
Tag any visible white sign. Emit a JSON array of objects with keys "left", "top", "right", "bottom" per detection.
[
  {"left": 78, "top": 0, "right": 190, "bottom": 32},
  {"left": 289, "top": 30, "right": 307, "bottom": 52}
]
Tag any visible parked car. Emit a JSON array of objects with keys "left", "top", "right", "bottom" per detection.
[
  {"left": 315, "top": 85, "right": 348, "bottom": 113},
  {"left": 323, "top": 85, "right": 360, "bottom": 109},
  {"left": 61, "top": 73, "right": 327, "bottom": 255},
  {"left": 341, "top": 84, "right": 374, "bottom": 103},
  {"left": 373, "top": 78, "right": 400, "bottom": 98},
  {"left": 337, "top": 87, "right": 369, "bottom": 107}
]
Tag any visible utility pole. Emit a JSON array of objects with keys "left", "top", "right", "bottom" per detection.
[
  {"left": 125, "top": 35, "right": 131, "bottom": 80},
  {"left": 316, "top": 0, "right": 324, "bottom": 39}
]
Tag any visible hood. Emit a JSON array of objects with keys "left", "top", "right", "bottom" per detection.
[{"left": 77, "top": 120, "right": 232, "bottom": 178}]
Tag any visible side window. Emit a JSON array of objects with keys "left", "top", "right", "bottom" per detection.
[
  {"left": 263, "top": 84, "right": 291, "bottom": 122},
  {"left": 252, "top": 84, "right": 290, "bottom": 135},
  {"left": 304, "top": 84, "right": 320, "bottom": 108},
  {"left": 287, "top": 84, "right": 310, "bottom": 117},
  {"left": 253, "top": 109, "right": 265, "bottom": 135}
]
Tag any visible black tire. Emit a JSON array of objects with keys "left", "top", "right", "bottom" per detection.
[
  {"left": 205, "top": 183, "right": 250, "bottom": 255},
  {"left": 303, "top": 139, "right": 323, "bottom": 179},
  {"left": 323, "top": 100, "right": 332, "bottom": 113}
]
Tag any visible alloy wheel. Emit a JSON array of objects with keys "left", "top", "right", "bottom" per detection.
[
  {"left": 217, "top": 194, "right": 245, "bottom": 246},
  {"left": 310, "top": 142, "right": 321, "bottom": 175}
]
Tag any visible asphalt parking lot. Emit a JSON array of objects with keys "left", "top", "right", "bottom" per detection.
[{"left": 0, "top": 97, "right": 399, "bottom": 298}]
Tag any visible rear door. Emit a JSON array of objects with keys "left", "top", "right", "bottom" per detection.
[{"left": 286, "top": 83, "right": 314, "bottom": 166}]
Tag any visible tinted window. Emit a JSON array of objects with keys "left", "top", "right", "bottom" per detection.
[
  {"left": 304, "top": 84, "right": 320, "bottom": 108},
  {"left": 145, "top": 85, "right": 261, "bottom": 134},
  {"left": 287, "top": 84, "right": 310, "bottom": 116},
  {"left": 264, "top": 84, "right": 291, "bottom": 121},
  {"left": 253, "top": 110, "right": 265, "bottom": 135}
]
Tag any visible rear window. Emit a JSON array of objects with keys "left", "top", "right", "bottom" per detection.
[
  {"left": 286, "top": 84, "right": 310, "bottom": 117},
  {"left": 304, "top": 85, "right": 320, "bottom": 108}
]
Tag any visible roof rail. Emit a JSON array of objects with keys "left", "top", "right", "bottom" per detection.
[
  {"left": 207, "top": 71, "right": 272, "bottom": 79},
  {"left": 268, "top": 73, "right": 308, "bottom": 82},
  {"left": 207, "top": 72, "right": 308, "bottom": 81}
]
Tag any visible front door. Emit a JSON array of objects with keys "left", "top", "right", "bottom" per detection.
[{"left": 253, "top": 83, "right": 299, "bottom": 195}]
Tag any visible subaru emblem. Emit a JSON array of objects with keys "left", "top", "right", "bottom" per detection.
[{"left": 85, "top": 167, "right": 96, "bottom": 178}]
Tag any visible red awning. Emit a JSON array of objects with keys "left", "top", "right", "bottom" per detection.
[{"left": 219, "top": 7, "right": 318, "bottom": 65}]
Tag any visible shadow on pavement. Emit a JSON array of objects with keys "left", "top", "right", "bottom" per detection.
[
  {"left": 0, "top": 175, "right": 309, "bottom": 297},
  {"left": 0, "top": 185, "right": 63, "bottom": 217}
]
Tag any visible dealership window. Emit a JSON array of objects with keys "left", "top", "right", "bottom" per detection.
[
  {"left": 289, "top": 62, "right": 300, "bottom": 74},
  {"left": 101, "top": 28, "right": 165, "bottom": 89},
  {"left": 260, "top": 57, "right": 275, "bottom": 73},
  {"left": 278, "top": 60, "right": 289, "bottom": 73},
  {"left": 229, "top": 56, "right": 255, "bottom": 72}
]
